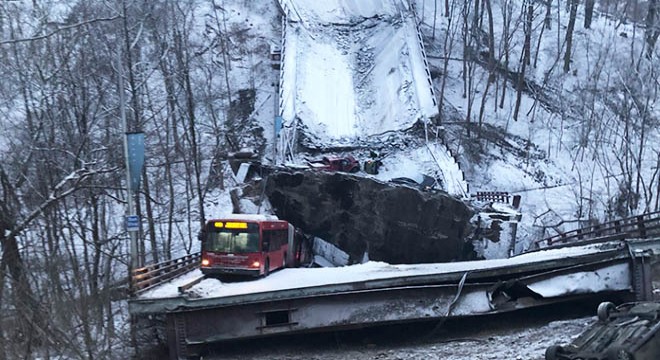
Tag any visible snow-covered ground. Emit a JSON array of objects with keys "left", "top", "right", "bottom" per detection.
[{"left": 370, "top": 143, "right": 469, "bottom": 196}]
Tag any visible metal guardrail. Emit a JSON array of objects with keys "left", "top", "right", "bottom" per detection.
[
  {"left": 474, "top": 191, "right": 510, "bottom": 203},
  {"left": 472, "top": 191, "right": 521, "bottom": 208},
  {"left": 409, "top": 1, "right": 437, "bottom": 108},
  {"left": 531, "top": 211, "right": 660, "bottom": 250},
  {"left": 276, "top": 0, "right": 298, "bottom": 163},
  {"left": 130, "top": 252, "right": 200, "bottom": 295}
]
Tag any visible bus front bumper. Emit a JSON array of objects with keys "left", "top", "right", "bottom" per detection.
[{"left": 201, "top": 266, "right": 260, "bottom": 277}]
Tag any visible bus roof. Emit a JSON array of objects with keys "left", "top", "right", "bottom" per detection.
[{"left": 208, "top": 214, "right": 280, "bottom": 222}]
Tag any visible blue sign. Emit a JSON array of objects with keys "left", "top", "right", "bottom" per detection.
[
  {"left": 274, "top": 116, "right": 283, "bottom": 135},
  {"left": 126, "top": 132, "right": 145, "bottom": 193},
  {"left": 126, "top": 215, "right": 140, "bottom": 232}
]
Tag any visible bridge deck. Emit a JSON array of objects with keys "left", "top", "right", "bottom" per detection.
[
  {"left": 278, "top": 0, "right": 437, "bottom": 146},
  {"left": 130, "top": 239, "right": 645, "bottom": 314},
  {"left": 129, "top": 238, "right": 660, "bottom": 359}
]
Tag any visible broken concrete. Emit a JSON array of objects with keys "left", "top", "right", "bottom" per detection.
[{"left": 264, "top": 169, "right": 474, "bottom": 264}]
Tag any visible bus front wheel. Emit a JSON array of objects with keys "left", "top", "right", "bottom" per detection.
[{"left": 263, "top": 258, "right": 270, "bottom": 277}]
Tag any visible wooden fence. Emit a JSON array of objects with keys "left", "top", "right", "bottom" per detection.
[{"left": 130, "top": 252, "right": 200, "bottom": 295}]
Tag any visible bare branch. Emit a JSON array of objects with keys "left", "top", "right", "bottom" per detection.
[
  {"left": 6, "top": 167, "right": 107, "bottom": 239},
  {"left": 0, "top": 16, "right": 121, "bottom": 45}
]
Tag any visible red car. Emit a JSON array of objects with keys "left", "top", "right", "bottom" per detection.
[{"left": 308, "top": 155, "right": 360, "bottom": 173}]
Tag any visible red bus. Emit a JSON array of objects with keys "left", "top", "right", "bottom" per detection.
[{"left": 199, "top": 215, "right": 296, "bottom": 277}]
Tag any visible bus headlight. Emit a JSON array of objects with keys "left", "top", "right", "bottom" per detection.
[
  {"left": 201, "top": 259, "right": 210, "bottom": 266},
  {"left": 250, "top": 261, "right": 260, "bottom": 268}
]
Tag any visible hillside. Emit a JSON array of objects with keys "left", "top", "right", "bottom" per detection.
[{"left": 0, "top": 0, "right": 659, "bottom": 358}]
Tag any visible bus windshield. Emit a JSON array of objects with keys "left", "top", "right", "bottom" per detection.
[{"left": 205, "top": 230, "right": 260, "bottom": 253}]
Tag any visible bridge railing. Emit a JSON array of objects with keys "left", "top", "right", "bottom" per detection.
[
  {"left": 472, "top": 191, "right": 521, "bottom": 208},
  {"left": 530, "top": 211, "right": 660, "bottom": 250},
  {"left": 130, "top": 252, "right": 200, "bottom": 295}
]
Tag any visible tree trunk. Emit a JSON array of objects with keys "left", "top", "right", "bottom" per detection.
[
  {"left": 523, "top": 3, "right": 533, "bottom": 66},
  {"left": 461, "top": 1, "right": 471, "bottom": 100},
  {"left": 485, "top": 0, "right": 495, "bottom": 82},
  {"left": 438, "top": 2, "right": 456, "bottom": 122},
  {"left": 514, "top": 3, "right": 533, "bottom": 121},
  {"left": 564, "top": 0, "right": 579, "bottom": 73},
  {"left": 646, "top": 0, "right": 660, "bottom": 58},
  {"left": 183, "top": 52, "right": 206, "bottom": 228},
  {"left": 142, "top": 168, "right": 160, "bottom": 264},
  {"left": 656, "top": 152, "right": 660, "bottom": 211},
  {"left": 473, "top": 0, "right": 480, "bottom": 32},
  {"left": 584, "top": 0, "right": 595, "bottom": 29},
  {"left": 499, "top": 0, "right": 511, "bottom": 109},
  {"left": 0, "top": 255, "right": 6, "bottom": 359},
  {"left": 1, "top": 231, "right": 44, "bottom": 349},
  {"left": 477, "top": 0, "right": 495, "bottom": 127},
  {"left": 212, "top": 0, "right": 233, "bottom": 104},
  {"left": 433, "top": 0, "right": 438, "bottom": 39},
  {"left": 166, "top": 159, "right": 175, "bottom": 260}
]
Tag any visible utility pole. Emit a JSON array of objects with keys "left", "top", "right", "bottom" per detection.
[
  {"left": 118, "top": 44, "right": 142, "bottom": 277},
  {"left": 118, "top": 6, "right": 145, "bottom": 357},
  {"left": 272, "top": 44, "right": 283, "bottom": 164}
]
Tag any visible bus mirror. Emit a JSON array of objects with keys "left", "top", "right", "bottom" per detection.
[{"left": 197, "top": 230, "right": 206, "bottom": 241}]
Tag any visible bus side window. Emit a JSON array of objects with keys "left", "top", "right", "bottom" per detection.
[
  {"left": 262, "top": 231, "right": 271, "bottom": 252},
  {"left": 270, "top": 230, "right": 279, "bottom": 249},
  {"left": 276, "top": 229, "right": 287, "bottom": 249}
]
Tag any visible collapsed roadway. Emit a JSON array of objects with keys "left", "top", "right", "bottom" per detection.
[{"left": 129, "top": 224, "right": 660, "bottom": 359}]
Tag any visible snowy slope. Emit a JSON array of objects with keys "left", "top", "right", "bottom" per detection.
[{"left": 279, "top": 0, "right": 438, "bottom": 146}]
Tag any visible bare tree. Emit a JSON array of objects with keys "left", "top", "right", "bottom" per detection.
[
  {"left": 584, "top": 0, "right": 596, "bottom": 29},
  {"left": 514, "top": 2, "right": 533, "bottom": 121},
  {"left": 460, "top": 0, "right": 476, "bottom": 136},
  {"left": 438, "top": 0, "right": 459, "bottom": 121},
  {"left": 563, "top": 0, "right": 579, "bottom": 73},
  {"left": 645, "top": 0, "right": 660, "bottom": 58},
  {"left": 498, "top": 0, "right": 515, "bottom": 110},
  {"left": 477, "top": 0, "right": 495, "bottom": 127}
]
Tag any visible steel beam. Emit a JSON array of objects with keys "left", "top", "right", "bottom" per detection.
[{"left": 164, "top": 261, "right": 634, "bottom": 359}]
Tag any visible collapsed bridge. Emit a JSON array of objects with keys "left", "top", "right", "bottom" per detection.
[
  {"left": 276, "top": 0, "right": 438, "bottom": 154},
  {"left": 128, "top": 211, "right": 660, "bottom": 359}
]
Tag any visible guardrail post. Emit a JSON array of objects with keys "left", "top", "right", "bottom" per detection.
[
  {"left": 512, "top": 195, "right": 521, "bottom": 209},
  {"left": 637, "top": 215, "right": 647, "bottom": 238}
]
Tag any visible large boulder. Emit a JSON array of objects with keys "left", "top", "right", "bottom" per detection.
[{"left": 265, "top": 169, "right": 474, "bottom": 264}]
